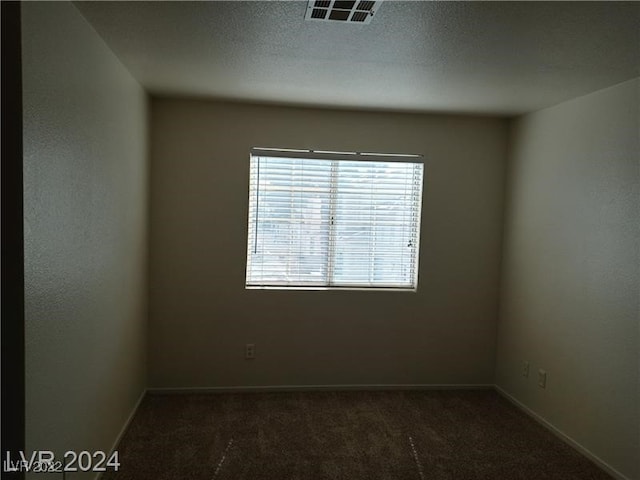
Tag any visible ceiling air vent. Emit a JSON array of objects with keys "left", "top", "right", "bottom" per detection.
[{"left": 305, "top": 0, "right": 382, "bottom": 24}]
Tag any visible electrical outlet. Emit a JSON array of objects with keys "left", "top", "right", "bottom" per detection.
[
  {"left": 245, "top": 343, "right": 256, "bottom": 359},
  {"left": 522, "top": 361, "right": 530, "bottom": 378},
  {"left": 538, "top": 369, "right": 547, "bottom": 388}
]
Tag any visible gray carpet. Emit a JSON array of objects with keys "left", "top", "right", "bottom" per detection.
[{"left": 104, "top": 390, "right": 613, "bottom": 479}]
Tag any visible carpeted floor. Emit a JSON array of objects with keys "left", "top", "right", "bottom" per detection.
[{"left": 104, "top": 390, "right": 613, "bottom": 480}]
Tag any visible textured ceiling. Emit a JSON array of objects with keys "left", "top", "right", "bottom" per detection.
[{"left": 75, "top": 1, "right": 640, "bottom": 115}]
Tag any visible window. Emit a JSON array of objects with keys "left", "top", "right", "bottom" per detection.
[{"left": 245, "top": 148, "right": 424, "bottom": 290}]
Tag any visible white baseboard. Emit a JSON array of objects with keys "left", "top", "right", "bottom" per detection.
[
  {"left": 147, "top": 383, "right": 494, "bottom": 394},
  {"left": 95, "top": 388, "right": 146, "bottom": 480},
  {"left": 494, "top": 385, "right": 632, "bottom": 480}
]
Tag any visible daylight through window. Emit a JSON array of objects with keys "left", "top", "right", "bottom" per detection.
[{"left": 245, "top": 148, "right": 424, "bottom": 290}]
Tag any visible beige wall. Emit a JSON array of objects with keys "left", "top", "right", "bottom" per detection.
[
  {"left": 495, "top": 79, "right": 640, "bottom": 479},
  {"left": 149, "top": 98, "right": 508, "bottom": 388},
  {"left": 22, "top": 2, "right": 148, "bottom": 476}
]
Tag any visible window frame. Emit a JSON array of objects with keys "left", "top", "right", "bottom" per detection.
[{"left": 245, "top": 147, "right": 425, "bottom": 292}]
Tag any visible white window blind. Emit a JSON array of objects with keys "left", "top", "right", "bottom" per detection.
[{"left": 246, "top": 149, "right": 424, "bottom": 290}]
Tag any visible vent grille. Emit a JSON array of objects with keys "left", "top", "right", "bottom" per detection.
[
  {"left": 311, "top": 8, "right": 327, "bottom": 19},
  {"left": 305, "top": 0, "right": 382, "bottom": 24},
  {"left": 351, "top": 11, "right": 368, "bottom": 22}
]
